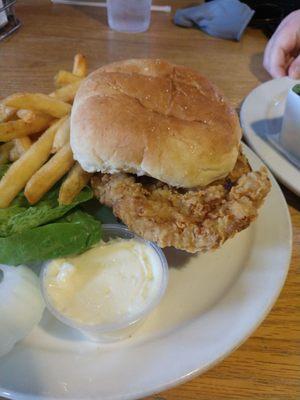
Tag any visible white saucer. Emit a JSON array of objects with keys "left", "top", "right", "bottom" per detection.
[
  {"left": 240, "top": 77, "right": 300, "bottom": 196},
  {"left": 0, "top": 146, "right": 292, "bottom": 400}
]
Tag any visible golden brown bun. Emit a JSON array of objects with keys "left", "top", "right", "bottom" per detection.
[{"left": 71, "top": 59, "right": 241, "bottom": 188}]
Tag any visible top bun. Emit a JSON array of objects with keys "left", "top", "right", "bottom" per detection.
[{"left": 71, "top": 59, "right": 241, "bottom": 188}]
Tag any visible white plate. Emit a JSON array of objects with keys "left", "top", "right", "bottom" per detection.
[
  {"left": 0, "top": 145, "right": 292, "bottom": 400},
  {"left": 240, "top": 77, "right": 300, "bottom": 196}
]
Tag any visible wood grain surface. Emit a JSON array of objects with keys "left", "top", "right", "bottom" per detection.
[{"left": 0, "top": 1, "right": 299, "bottom": 399}]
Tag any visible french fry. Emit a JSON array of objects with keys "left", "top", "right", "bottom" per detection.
[
  {"left": 49, "top": 81, "right": 81, "bottom": 103},
  {"left": 52, "top": 116, "right": 70, "bottom": 153},
  {"left": 4, "top": 93, "right": 71, "bottom": 118},
  {"left": 15, "top": 136, "right": 32, "bottom": 153},
  {"left": 54, "top": 70, "right": 82, "bottom": 87},
  {"left": 59, "top": 162, "right": 91, "bottom": 205},
  {"left": 16, "top": 109, "right": 35, "bottom": 122},
  {"left": 0, "top": 119, "right": 64, "bottom": 208},
  {"left": 0, "top": 142, "right": 14, "bottom": 165},
  {"left": 0, "top": 102, "right": 16, "bottom": 122},
  {"left": 16, "top": 110, "right": 54, "bottom": 144},
  {"left": 72, "top": 54, "right": 88, "bottom": 77},
  {"left": 16, "top": 109, "right": 47, "bottom": 123},
  {"left": 9, "top": 136, "right": 32, "bottom": 162},
  {"left": 25, "top": 143, "right": 75, "bottom": 205},
  {"left": 0, "top": 114, "right": 53, "bottom": 142},
  {"left": 9, "top": 145, "right": 20, "bottom": 162}
]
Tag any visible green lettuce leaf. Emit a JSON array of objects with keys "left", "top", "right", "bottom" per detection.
[
  {"left": 292, "top": 84, "right": 300, "bottom": 96},
  {"left": 0, "top": 210, "right": 101, "bottom": 265},
  {"left": 0, "top": 186, "right": 93, "bottom": 237},
  {"left": 81, "top": 199, "right": 118, "bottom": 224},
  {"left": 0, "top": 164, "right": 9, "bottom": 179}
]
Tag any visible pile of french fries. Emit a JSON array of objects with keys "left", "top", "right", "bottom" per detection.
[{"left": 0, "top": 54, "right": 91, "bottom": 208}]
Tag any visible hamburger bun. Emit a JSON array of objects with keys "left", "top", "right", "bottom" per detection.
[{"left": 71, "top": 59, "right": 241, "bottom": 188}]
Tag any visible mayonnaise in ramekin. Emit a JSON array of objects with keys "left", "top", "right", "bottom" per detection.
[{"left": 41, "top": 225, "right": 168, "bottom": 342}]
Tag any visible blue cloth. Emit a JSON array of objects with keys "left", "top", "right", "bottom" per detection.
[{"left": 174, "top": 0, "right": 255, "bottom": 41}]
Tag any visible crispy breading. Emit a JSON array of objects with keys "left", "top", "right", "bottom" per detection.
[{"left": 92, "top": 151, "right": 271, "bottom": 253}]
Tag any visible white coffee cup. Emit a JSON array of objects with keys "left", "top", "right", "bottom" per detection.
[
  {"left": 280, "top": 85, "right": 300, "bottom": 160},
  {"left": 0, "top": 0, "right": 8, "bottom": 29}
]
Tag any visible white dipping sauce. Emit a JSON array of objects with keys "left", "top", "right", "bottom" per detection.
[{"left": 44, "top": 239, "right": 163, "bottom": 325}]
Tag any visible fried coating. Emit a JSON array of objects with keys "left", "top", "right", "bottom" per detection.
[{"left": 92, "top": 152, "right": 271, "bottom": 253}]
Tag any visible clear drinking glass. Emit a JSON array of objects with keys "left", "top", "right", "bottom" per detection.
[{"left": 107, "top": 0, "right": 152, "bottom": 33}]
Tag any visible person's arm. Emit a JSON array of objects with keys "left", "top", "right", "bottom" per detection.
[{"left": 263, "top": 10, "right": 300, "bottom": 79}]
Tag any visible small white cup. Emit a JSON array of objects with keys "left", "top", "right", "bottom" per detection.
[
  {"left": 41, "top": 224, "right": 169, "bottom": 343},
  {"left": 280, "top": 85, "right": 300, "bottom": 160},
  {"left": 0, "top": 0, "right": 8, "bottom": 29}
]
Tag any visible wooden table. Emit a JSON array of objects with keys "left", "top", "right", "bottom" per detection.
[{"left": 0, "top": 1, "right": 299, "bottom": 399}]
